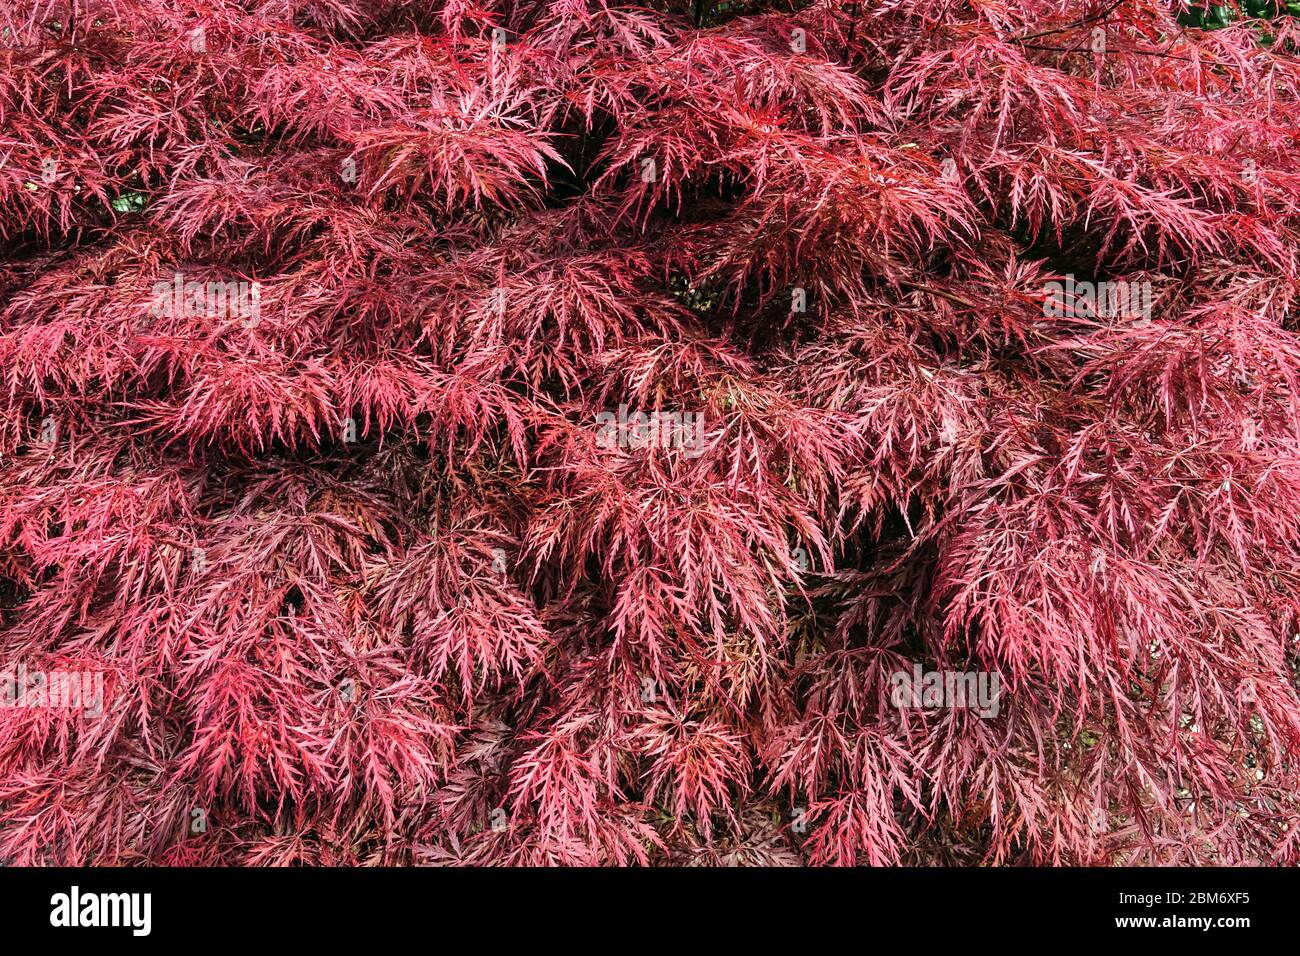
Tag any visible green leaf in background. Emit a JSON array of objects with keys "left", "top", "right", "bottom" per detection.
[
  {"left": 110, "top": 191, "right": 148, "bottom": 213},
  {"left": 1180, "top": 0, "right": 1299, "bottom": 28}
]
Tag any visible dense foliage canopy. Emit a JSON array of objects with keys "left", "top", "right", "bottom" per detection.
[{"left": 2, "top": 0, "right": 1299, "bottom": 865}]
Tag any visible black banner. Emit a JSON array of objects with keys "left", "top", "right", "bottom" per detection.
[{"left": 0, "top": 866, "right": 1278, "bottom": 943}]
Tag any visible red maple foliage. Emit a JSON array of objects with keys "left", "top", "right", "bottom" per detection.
[{"left": 1, "top": 0, "right": 1299, "bottom": 866}]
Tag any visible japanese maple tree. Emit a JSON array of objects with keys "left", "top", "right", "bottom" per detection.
[{"left": 1, "top": 0, "right": 1299, "bottom": 866}]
